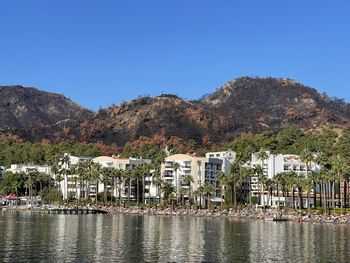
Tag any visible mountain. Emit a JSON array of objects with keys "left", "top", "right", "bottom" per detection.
[
  {"left": 0, "top": 85, "right": 92, "bottom": 141},
  {"left": 200, "top": 77, "right": 350, "bottom": 136},
  {"left": 1, "top": 77, "right": 350, "bottom": 145},
  {"left": 83, "top": 95, "right": 221, "bottom": 146}
]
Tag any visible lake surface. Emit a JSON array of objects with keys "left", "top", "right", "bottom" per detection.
[{"left": 0, "top": 211, "right": 349, "bottom": 262}]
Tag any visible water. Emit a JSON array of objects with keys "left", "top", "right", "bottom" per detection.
[{"left": 0, "top": 211, "right": 349, "bottom": 262}]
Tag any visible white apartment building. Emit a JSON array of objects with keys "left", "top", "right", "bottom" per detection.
[
  {"left": 161, "top": 154, "right": 223, "bottom": 205},
  {"left": 7, "top": 164, "right": 51, "bottom": 175},
  {"left": 250, "top": 151, "right": 320, "bottom": 208},
  {"left": 92, "top": 156, "right": 153, "bottom": 202},
  {"left": 205, "top": 150, "right": 236, "bottom": 176}
]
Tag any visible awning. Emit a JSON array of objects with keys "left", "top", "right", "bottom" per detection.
[{"left": 6, "top": 193, "right": 17, "bottom": 200}]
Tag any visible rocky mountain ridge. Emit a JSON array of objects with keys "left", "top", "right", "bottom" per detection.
[{"left": 1, "top": 77, "right": 349, "bottom": 145}]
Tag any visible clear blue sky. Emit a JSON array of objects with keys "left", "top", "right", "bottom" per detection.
[{"left": 0, "top": 1, "right": 349, "bottom": 110}]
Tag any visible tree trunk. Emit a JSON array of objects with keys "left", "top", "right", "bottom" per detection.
[
  {"left": 86, "top": 181, "right": 90, "bottom": 201},
  {"left": 142, "top": 175, "right": 145, "bottom": 205},
  {"left": 323, "top": 183, "right": 327, "bottom": 215},
  {"left": 207, "top": 194, "right": 211, "bottom": 210},
  {"left": 332, "top": 181, "right": 335, "bottom": 209},
  {"left": 128, "top": 179, "right": 131, "bottom": 206},
  {"left": 233, "top": 183, "right": 237, "bottom": 211},
  {"left": 313, "top": 182, "right": 317, "bottom": 209},
  {"left": 298, "top": 186, "right": 303, "bottom": 209},
  {"left": 249, "top": 177, "right": 252, "bottom": 205},
  {"left": 104, "top": 181, "right": 107, "bottom": 205},
  {"left": 307, "top": 190, "right": 311, "bottom": 214},
  {"left": 95, "top": 180, "right": 99, "bottom": 205},
  {"left": 277, "top": 182, "right": 280, "bottom": 210},
  {"left": 136, "top": 178, "right": 140, "bottom": 206},
  {"left": 340, "top": 177, "right": 344, "bottom": 215}
]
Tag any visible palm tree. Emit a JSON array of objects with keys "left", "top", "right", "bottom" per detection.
[
  {"left": 178, "top": 187, "right": 188, "bottom": 208},
  {"left": 162, "top": 181, "right": 175, "bottom": 205},
  {"left": 137, "top": 163, "right": 152, "bottom": 205},
  {"left": 258, "top": 149, "right": 269, "bottom": 171},
  {"left": 245, "top": 167, "right": 254, "bottom": 205},
  {"left": 113, "top": 168, "right": 123, "bottom": 205},
  {"left": 36, "top": 172, "right": 49, "bottom": 197},
  {"left": 216, "top": 171, "right": 226, "bottom": 210},
  {"left": 317, "top": 169, "right": 327, "bottom": 214},
  {"left": 300, "top": 148, "right": 314, "bottom": 209},
  {"left": 228, "top": 163, "right": 240, "bottom": 210},
  {"left": 123, "top": 169, "right": 135, "bottom": 206},
  {"left": 85, "top": 161, "right": 102, "bottom": 204},
  {"left": 285, "top": 171, "right": 297, "bottom": 209},
  {"left": 75, "top": 161, "right": 87, "bottom": 200},
  {"left": 192, "top": 189, "right": 200, "bottom": 210},
  {"left": 101, "top": 167, "right": 113, "bottom": 205},
  {"left": 260, "top": 174, "right": 268, "bottom": 211},
  {"left": 302, "top": 177, "right": 313, "bottom": 214},
  {"left": 171, "top": 162, "right": 181, "bottom": 203},
  {"left": 264, "top": 178, "right": 275, "bottom": 207},
  {"left": 132, "top": 166, "right": 142, "bottom": 206},
  {"left": 79, "top": 160, "right": 99, "bottom": 202},
  {"left": 236, "top": 149, "right": 251, "bottom": 205},
  {"left": 25, "top": 168, "right": 38, "bottom": 208},
  {"left": 182, "top": 174, "right": 194, "bottom": 208},
  {"left": 331, "top": 155, "right": 349, "bottom": 214},
  {"left": 295, "top": 172, "right": 304, "bottom": 209},
  {"left": 50, "top": 159, "right": 61, "bottom": 203},
  {"left": 274, "top": 172, "right": 284, "bottom": 210},
  {"left": 253, "top": 164, "right": 264, "bottom": 207},
  {"left": 152, "top": 174, "right": 164, "bottom": 205},
  {"left": 199, "top": 182, "right": 216, "bottom": 210},
  {"left": 59, "top": 154, "right": 71, "bottom": 200}
]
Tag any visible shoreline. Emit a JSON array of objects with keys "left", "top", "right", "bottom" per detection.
[
  {"left": 109, "top": 207, "right": 350, "bottom": 224},
  {"left": 3, "top": 205, "right": 349, "bottom": 224}
]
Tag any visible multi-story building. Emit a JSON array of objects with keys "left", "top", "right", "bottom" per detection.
[
  {"left": 161, "top": 153, "right": 223, "bottom": 205},
  {"left": 250, "top": 151, "right": 320, "bottom": 208},
  {"left": 92, "top": 156, "right": 153, "bottom": 202},
  {"left": 7, "top": 164, "right": 51, "bottom": 175},
  {"left": 205, "top": 150, "right": 236, "bottom": 176}
]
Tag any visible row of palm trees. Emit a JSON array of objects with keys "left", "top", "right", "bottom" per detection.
[
  {"left": 0, "top": 168, "right": 51, "bottom": 207},
  {"left": 216, "top": 148, "right": 350, "bottom": 214},
  {"left": 50, "top": 157, "right": 157, "bottom": 206}
]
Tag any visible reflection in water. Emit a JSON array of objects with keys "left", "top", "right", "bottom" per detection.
[{"left": 0, "top": 211, "right": 349, "bottom": 262}]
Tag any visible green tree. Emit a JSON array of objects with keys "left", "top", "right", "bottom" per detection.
[
  {"left": 171, "top": 162, "right": 181, "bottom": 203},
  {"left": 331, "top": 155, "right": 349, "bottom": 214},
  {"left": 199, "top": 182, "right": 216, "bottom": 210},
  {"left": 300, "top": 148, "right": 314, "bottom": 210},
  {"left": 182, "top": 174, "right": 194, "bottom": 208},
  {"left": 216, "top": 171, "right": 226, "bottom": 210}
]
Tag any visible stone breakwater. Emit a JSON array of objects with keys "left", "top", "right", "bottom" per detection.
[
  {"left": 101, "top": 206, "right": 350, "bottom": 224},
  {"left": 5, "top": 205, "right": 349, "bottom": 224}
]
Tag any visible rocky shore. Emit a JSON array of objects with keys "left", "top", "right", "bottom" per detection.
[
  {"left": 4, "top": 205, "right": 350, "bottom": 224},
  {"left": 101, "top": 206, "right": 350, "bottom": 224}
]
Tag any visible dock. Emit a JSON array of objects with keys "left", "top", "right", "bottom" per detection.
[{"left": 48, "top": 208, "right": 109, "bottom": 214}]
